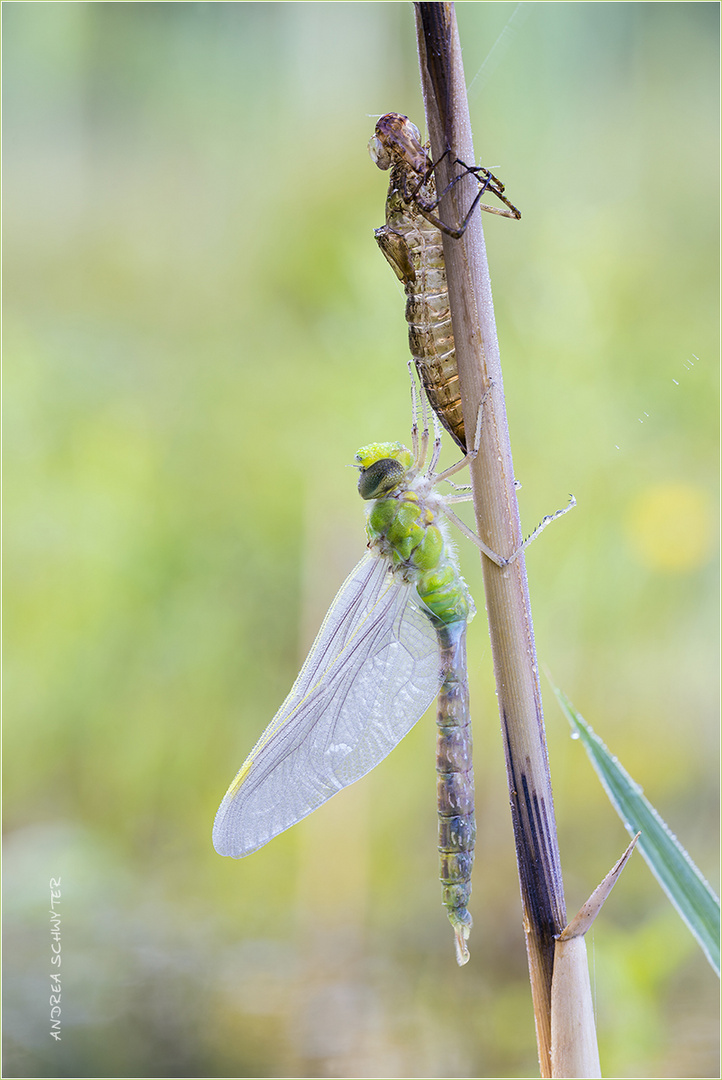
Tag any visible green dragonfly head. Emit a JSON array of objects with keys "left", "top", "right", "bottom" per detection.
[{"left": 355, "top": 442, "right": 414, "bottom": 501}]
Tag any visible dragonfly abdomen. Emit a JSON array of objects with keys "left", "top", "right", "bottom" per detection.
[
  {"left": 436, "top": 621, "right": 475, "bottom": 965},
  {"left": 376, "top": 206, "right": 466, "bottom": 452}
]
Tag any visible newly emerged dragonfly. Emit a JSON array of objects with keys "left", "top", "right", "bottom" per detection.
[
  {"left": 213, "top": 377, "right": 575, "bottom": 962},
  {"left": 213, "top": 396, "right": 509, "bottom": 964},
  {"left": 369, "top": 112, "right": 520, "bottom": 452}
]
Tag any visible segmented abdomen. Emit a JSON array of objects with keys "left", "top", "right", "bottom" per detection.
[
  {"left": 436, "top": 620, "right": 475, "bottom": 965},
  {"left": 375, "top": 191, "right": 466, "bottom": 452}
]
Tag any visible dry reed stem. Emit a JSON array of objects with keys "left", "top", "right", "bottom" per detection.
[{"left": 414, "top": 5, "right": 600, "bottom": 1075}]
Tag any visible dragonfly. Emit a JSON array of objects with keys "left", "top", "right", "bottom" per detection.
[
  {"left": 369, "top": 112, "right": 520, "bottom": 452},
  {"left": 213, "top": 392, "right": 513, "bottom": 965}
]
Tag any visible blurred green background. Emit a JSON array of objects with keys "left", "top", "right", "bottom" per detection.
[{"left": 4, "top": 3, "right": 719, "bottom": 1077}]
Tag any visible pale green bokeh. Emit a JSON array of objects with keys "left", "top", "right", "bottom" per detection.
[{"left": 4, "top": 3, "right": 718, "bottom": 1077}]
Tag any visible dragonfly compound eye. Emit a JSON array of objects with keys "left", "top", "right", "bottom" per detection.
[
  {"left": 358, "top": 457, "right": 407, "bottom": 501},
  {"left": 368, "top": 134, "right": 392, "bottom": 171}
]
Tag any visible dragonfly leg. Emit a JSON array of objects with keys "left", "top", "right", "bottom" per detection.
[
  {"left": 429, "top": 383, "right": 492, "bottom": 487},
  {"left": 405, "top": 145, "right": 451, "bottom": 207},
  {"left": 408, "top": 361, "right": 447, "bottom": 478},
  {"left": 427, "top": 168, "right": 494, "bottom": 239},
  {"left": 440, "top": 477, "right": 474, "bottom": 497},
  {"left": 449, "top": 175, "right": 521, "bottom": 234},
  {"left": 417, "top": 380, "right": 430, "bottom": 470},
  {"left": 408, "top": 360, "right": 420, "bottom": 464},
  {"left": 505, "top": 494, "right": 577, "bottom": 564},
  {"left": 442, "top": 493, "right": 576, "bottom": 567},
  {"left": 408, "top": 360, "right": 432, "bottom": 473},
  {"left": 412, "top": 155, "right": 521, "bottom": 237},
  {"left": 427, "top": 409, "right": 443, "bottom": 476},
  {"left": 432, "top": 386, "right": 574, "bottom": 567},
  {"left": 442, "top": 450, "right": 522, "bottom": 497},
  {"left": 441, "top": 506, "right": 509, "bottom": 568},
  {"left": 403, "top": 146, "right": 481, "bottom": 238},
  {"left": 443, "top": 492, "right": 576, "bottom": 566},
  {"left": 454, "top": 160, "right": 522, "bottom": 222}
]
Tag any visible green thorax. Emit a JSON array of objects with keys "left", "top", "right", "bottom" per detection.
[{"left": 355, "top": 442, "right": 471, "bottom": 627}]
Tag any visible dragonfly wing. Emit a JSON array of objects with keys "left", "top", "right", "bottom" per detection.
[{"left": 213, "top": 554, "right": 440, "bottom": 858}]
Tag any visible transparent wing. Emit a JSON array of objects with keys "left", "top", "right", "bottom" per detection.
[{"left": 213, "top": 553, "right": 441, "bottom": 858}]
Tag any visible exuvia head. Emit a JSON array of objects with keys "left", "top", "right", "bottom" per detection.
[
  {"left": 368, "top": 113, "right": 426, "bottom": 174},
  {"left": 354, "top": 442, "right": 413, "bottom": 501}
]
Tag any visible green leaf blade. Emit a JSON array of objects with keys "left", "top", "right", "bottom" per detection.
[{"left": 553, "top": 686, "right": 720, "bottom": 976}]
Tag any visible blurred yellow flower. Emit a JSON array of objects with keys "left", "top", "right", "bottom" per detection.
[{"left": 625, "top": 483, "right": 717, "bottom": 572}]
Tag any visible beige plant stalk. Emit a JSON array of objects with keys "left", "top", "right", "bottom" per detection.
[{"left": 414, "top": 4, "right": 603, "bottom": 1076}]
